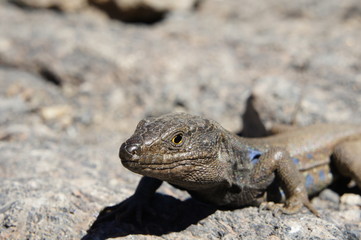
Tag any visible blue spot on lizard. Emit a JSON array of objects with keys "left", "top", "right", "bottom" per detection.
[
  {"left": 305, "top": 174, "right": 314, "bottom": 189},
  {"left": 248, "top": 148, "right": 262, "bottom": 165},
  {"left": 292, "top": 158, "right": 300, "bottom": 165},
  {"left": 319, "top": 170, "right": 326, "bottom": 181}
]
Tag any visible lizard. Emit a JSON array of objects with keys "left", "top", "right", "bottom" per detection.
[{"left": 116, "top": 112, "right": 361, "bottom": 219}]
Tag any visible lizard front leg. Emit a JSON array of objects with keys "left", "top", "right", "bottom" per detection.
[{"left": 250, "top": 148, "right": 319, "bottom": 216}]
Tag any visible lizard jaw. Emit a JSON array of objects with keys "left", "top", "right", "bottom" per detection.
[{"left": 121, "top": 153, "right": 228, "bottom": 190}]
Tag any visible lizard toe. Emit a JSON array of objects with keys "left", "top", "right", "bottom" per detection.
[{"left": 259, "top": 201, "right": 282, "bottom": 217}]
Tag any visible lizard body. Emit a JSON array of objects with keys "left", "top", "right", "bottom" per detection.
[{"left": 118, "top": 113, "right": 361, "bottom": 216}]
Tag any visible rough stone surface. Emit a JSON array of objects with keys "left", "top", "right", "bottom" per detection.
[
  {"left": 110, "top": 0, "right": 196, "bottom": 11},
  {"left": 0, "top": 0, "right": 361, "bottom": 239},
  {"left": 9, "top": 0, "right": 88, "bottom": 11}
]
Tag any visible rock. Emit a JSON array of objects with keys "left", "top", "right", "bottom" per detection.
[
  {"left": 38, "top": 105, "right": 74, "bottom": 128},
  {"left": 252, "top": 76, "right": 302, "bottom": 127},
  {"left": 340, "top": 194, "right": 361, "bottom": 207},
  {"left": 110, "top": 0, "right": 196, "bottom": 12},
  {"left": 90, "top": 0, "right": 197, "bottom": 24},
  {"left": 1, "top": 0, "right": 361, "bottom": 239},
  {"left": 318, "top": 189, "right": 340, "bottom": 204},
  {"left": 9, "top": 0, "right": 87, "bottom": 11}
]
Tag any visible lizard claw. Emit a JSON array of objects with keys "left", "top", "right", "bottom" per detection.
[
  {"left": 284, "top": 194, "right": 320, "bottom": 217},
  {"left": 259, "top": 189, "right": 320, "bottom": 217},
  {"left": 259, "top": 199, "right": 319, "bottom": 217},
  {"left": 259, "top": 201, "right": 272, "bottom": 212},
  {"left": 259, "top": 201, "right": 282, "bottom": 217}
]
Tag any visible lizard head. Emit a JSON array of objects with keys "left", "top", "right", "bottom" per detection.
[{"left": 119, "top": 113, "right": 230, "bottom": 190}]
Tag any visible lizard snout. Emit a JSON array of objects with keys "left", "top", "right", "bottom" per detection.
[{"left": 119, "top": 142, "right": 141, "bottom": 161}]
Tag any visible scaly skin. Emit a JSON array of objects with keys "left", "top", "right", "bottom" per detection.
[{"left": 118, "top": 113, "right": 361, "bottom": 217}]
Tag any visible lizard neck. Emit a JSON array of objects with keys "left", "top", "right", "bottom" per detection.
[
  {"left": 211, "top": 132, "right": 270, "bottom": 206},
  {"left": 219, "top": 132, "right": 256, "bottom": 183}
]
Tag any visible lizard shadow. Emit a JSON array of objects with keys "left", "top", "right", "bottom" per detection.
[{"left": 82, "top": 193, "right": 216, "bottom": 240}]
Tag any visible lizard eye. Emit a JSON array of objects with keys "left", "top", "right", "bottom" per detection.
[{"left": 171, "top": 133, "right": 183, "bottom": 145}]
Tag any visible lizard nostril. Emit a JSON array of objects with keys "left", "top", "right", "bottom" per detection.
[
  {"left": 125, "top": 144, "right": 140, "bottom": 154},
  {"left": 119, "top": 142, "right": 140, "bottom": 161}
]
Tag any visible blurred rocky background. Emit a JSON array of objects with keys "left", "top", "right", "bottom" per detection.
[{"left": 0, "top": 0, "right": 361, "bottom": 239}]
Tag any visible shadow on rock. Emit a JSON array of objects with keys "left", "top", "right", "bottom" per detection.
[
  {"left": 82, "top": 193, "right": 216, "bottom": 240},
  {"left": 238, "top": 94, "right": 268, "bottom": 138}
]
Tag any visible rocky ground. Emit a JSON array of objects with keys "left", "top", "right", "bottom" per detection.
[{"left": 0, "top": 0, "right": 361, "bottom": 239}]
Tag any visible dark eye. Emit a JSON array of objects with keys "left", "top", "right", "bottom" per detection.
[{"left": 171, "top": 133, "right": 183, "bottom": 145}]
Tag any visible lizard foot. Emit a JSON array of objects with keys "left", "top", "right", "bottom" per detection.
[
  {"left": 259, "top": 196, "right": 320, "bottom": 217},
  {"left": 259, "top": 201, "right": 285, "bottom": 217},
  {"left": 285, "top": 193, "right": 320, "bottom": 217},
  {"left": 259, "top": 200, "right": 304, "bottom": 217}
]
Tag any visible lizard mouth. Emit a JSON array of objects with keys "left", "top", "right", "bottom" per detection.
[
  {"left": 123, "top": 158, "right": 200, "bottom": 170},
  {"left": 121, "top": 152, "right": 215, "bottom": 172}
]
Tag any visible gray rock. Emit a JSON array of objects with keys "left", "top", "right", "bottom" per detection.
[
  {"left": 1, "top": 0, "right": 361, "bottom": 239},
  {"left": 9, "top": 0, "right": 88, "bottom": 11}
]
